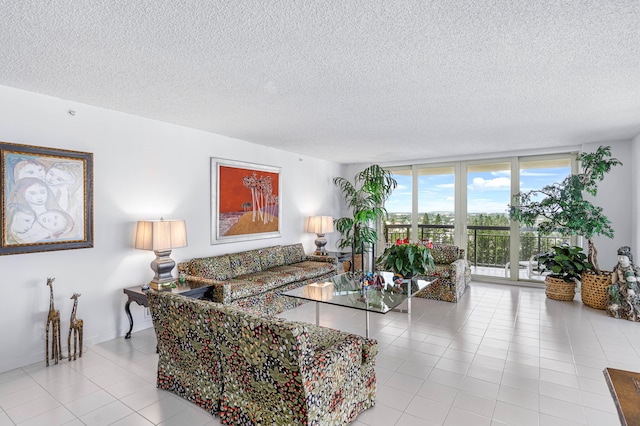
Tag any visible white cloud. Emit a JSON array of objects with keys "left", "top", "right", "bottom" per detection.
[{"left": 468, "top": 177, "right": 510, "bottom": 191}]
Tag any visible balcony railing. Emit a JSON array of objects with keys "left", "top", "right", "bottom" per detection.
[{"left": 384, "top": 224, "right": 566, "bottom": 269}]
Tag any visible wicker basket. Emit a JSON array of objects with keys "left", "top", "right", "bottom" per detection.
[
  {"left": 545, "top": 276, "right": 576, "bottom": 301},
  {"left": 581, "top": 271, "right": 611, "bottom": 310}
]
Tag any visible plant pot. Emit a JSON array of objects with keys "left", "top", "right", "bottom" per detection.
[
  {"left": 343, "top": 254, "right": 364, "bottom": 272},
  {"left": 545, "top": 276, "right": 576, "bottom": 301},
  {"left": 581, "top": 271, "right": 612, "bottom": 310}
]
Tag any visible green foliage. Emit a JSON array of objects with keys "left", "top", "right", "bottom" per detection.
[
  {"left": 334, "top": 164, "right": 397, "bottom": 253},
  {"left": 509, "top": 146, "right": 621, "bottom": 273},
  {"left": 536, "top": 244, "right": 592, "bottom": 282},
  {"left": 377, "top": 243, "right": 435, "bottom": 277}
]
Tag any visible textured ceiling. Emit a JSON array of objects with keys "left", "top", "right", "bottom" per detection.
[{"left": 2, "top": 1, "right": 639, "bottom": 164}]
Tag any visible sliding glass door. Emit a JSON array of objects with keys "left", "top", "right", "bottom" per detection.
[
  {"left": 512, "top": 157, "right": 573, "bottom": 281},
  {"left": 384, "top": 165, "right": 457, "bottom": 246},
  {"left": 465, "top": 161, "right": 512, "bottom": 279}
]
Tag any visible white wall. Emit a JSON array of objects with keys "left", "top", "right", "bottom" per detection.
[
  {"left": 632, "top": 136, "right": 640, "bottom": 253},
  {"left": 582, "top": 141, "right": 633, "bottom": 271},
  {"left": 0, "top": 85, "right": 345, "bottom": 373}
]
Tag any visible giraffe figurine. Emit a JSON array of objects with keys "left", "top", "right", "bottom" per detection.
[
  {"left": 68, "top": 293, "right": 83, "bottom": 361},
  {"left": 45, "top": 278, "right": 62, "bottom": 366}
]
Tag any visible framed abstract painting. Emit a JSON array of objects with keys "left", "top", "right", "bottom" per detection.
[
  {"left": 211, "top": 158, "right": 281, "bottom": 244},
  {"left": 1, "top": 142, "right": 94, "bottom": 255}
]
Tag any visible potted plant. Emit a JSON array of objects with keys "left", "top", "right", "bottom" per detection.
[
  {"left": 376, "top": 239, "right": 435, "bottom": 278},
  {"left": 509, "top": 146, "right": 622, "bottom": 305},
  {"left": 334, "top": 164, "right": 397, "bottom": 271},
  {"left": 536, "top": 244, "right": 592, "bottom": 301}
]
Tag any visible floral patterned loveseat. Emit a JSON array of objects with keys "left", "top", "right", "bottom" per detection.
[
  {"left": 177, "top": 243, "right": 336, "bottom": 315},
  {"left": 415, "top": 243, "right": 471, "bottom": 302},
  {"left": 147, "top": 291, "right": 378, "bottom": 425}
]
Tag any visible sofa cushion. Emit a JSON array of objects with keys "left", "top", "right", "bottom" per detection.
[
  {"left": 289, "top": 260, "right": 336, "bottom": 277},
  {"left": 188, "top": 255, "right": 232, "bottom": 281},
  {"left": 266, "top": 265, "right": 311, "bottom": 282},
  {"left": 229, "top": 249, "right": 262, "bottom": 277},
  {"left": 282, "top": 243, "right": 305, "bottom": 264},
  {"left": 226, "top": 271, "right": 295, "bottom": 301},
  {"left": 431, "top": 244, "right": 460, "bottom": 264},
  {"left": 259, "top": 246, "right": 285, "bottom": 269}
]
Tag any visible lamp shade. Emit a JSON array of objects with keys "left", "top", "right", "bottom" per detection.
[
  {"left": 304, "top": 216, "right": 334, "bottom": 234},
  {"left": 135, "top": 219, "right": 187, "bottom": 251}
]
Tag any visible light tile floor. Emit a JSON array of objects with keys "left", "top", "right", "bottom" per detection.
[{"left": 1, "top": 281, "right": 637, "bottom": 425}]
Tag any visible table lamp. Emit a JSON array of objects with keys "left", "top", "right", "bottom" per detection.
[
  {"left": 305, "top": 215, "right": 333, "bottom": 256},
  {"left": 135, "top": 218, "right": 187, "bottom": 290}
]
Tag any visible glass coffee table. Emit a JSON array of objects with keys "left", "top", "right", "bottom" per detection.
[{"left": 282, "top": 272, "right": 435, "bottom": 338}]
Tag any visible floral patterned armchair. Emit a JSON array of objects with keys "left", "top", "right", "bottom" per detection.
[{"left": 415, "top": 243, "right": 471, "bottom": 302}]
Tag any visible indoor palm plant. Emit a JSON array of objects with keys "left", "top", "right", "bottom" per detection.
[
  {"left": 509, "top": 146, "right": 622, "bottom": 306},
  {"left": 377, "top": 239, "right": 435, "bottom": 278},
  {"left": 334, "top": 164, "right": 397, "bottom": 271},
  {"left": 536, "top": 244, "right": 592, "bottom": 301}
]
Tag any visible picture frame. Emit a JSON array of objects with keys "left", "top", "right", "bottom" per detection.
[
  {"left": 211, "top": 158, "right": 281, "bottom": 244},
  {"left": 1, "top": 142, "right": 94, "bottom": 255}
]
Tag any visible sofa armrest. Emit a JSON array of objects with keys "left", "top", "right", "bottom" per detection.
[
  {"left": 305, "top": 254, "right": 337, "bottom": 264},
  {"left": 361, "top": 337, "right": 378, "bottom": 364},
  {"left": 303, "top": 334, "right": 377, "bottom": 424},
  {"left": 186, "top": 278, "right": 231, "bottom": 304}
]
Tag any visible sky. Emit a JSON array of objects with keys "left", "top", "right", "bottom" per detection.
[{"left": 385, "top": 166, "right": 571, "bottom": 215}]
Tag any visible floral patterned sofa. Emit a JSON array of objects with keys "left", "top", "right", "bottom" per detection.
[
  {"left": 177, "top": 243, "right": 337, "bottom": 315},
  {"left": 147, "top": 291, "right": 378, "bottom": 425},
  {"left": 415, "top": 243, "right": 471, "bottom": 302}
]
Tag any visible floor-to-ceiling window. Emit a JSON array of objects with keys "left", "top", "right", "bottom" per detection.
[
  {"left": 511, "top": 156, "right": 573, "bottom": 281},
  {"left": 465, "top": 161, "right": 513, "bottom": 279},
  {"left": 383, "top": 153, "right": 576, "bottom": 283},
  {"left": 384, "top": 168, "right": 413, "bottom": 244}
]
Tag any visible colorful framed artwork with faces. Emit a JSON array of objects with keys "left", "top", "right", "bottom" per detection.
[{"left": 1, "top": 142, "right": 93, "bottom": 255}]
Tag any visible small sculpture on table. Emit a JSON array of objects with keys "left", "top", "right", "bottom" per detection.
[
  {"left": 68, "top": 293, "right": 83, "bottom": 361},
  {"left": 387, "top": 274, "right": 405, "bottom": 294},
  {"left": 372, "top": 274, "right": 385, "bottom": 290},
  {"left": 45, "top": 278, "right": 62, "bottom": 366},
  {"left": 358, "top": 273, "right": 386, "bottom": 302},
  {"left": 606, "top": 246, "right": 640, "bottom": 321}
]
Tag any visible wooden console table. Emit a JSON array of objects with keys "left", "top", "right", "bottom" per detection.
[
  {"left": 123, "top": 281, "right": 211, "bottom": 339},
  {"left": 603, "top": 367, "right": 640, "bottom": 425}
]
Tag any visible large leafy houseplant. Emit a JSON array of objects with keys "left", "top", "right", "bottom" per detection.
[
  {"left": 377, "top": 239, "right": 435, "bottom": 278},
  {"left": 509, "top": 146, "right": 621, "bottom": 275},
  {"left": 333, "top": 164, "right": 397, "bottom": 259},
  {"left": 536, "top": 244, "right": 592, "bottom": 283}
]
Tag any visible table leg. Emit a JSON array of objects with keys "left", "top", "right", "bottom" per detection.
[
  {"left": 124, "top": 300, "right": 134, "bottom": 339},
  {"left": 365, "top": 311, "right": 370, "bottom": 338},
  {"left": 393, "top": 298, "right": 411, "bottom": 314},
  {"left": 315, "top": 301, "right": 320, "bottom": 326}
]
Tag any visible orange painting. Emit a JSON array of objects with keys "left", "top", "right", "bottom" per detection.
[{"left": 214, "top": 160, "right": 280, "bottom": 242}]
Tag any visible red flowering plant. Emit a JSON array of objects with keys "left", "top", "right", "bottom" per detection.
[{"left": 376, "top": 238, "right": 434, "bottom": 278}]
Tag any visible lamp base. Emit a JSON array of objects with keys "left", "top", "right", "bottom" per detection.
[
  {"left": 314, "top": 234, "right": 328, "bottom": 256},
  {"left": 149, "top": 249, "right": 176, "bottom": 291}
]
